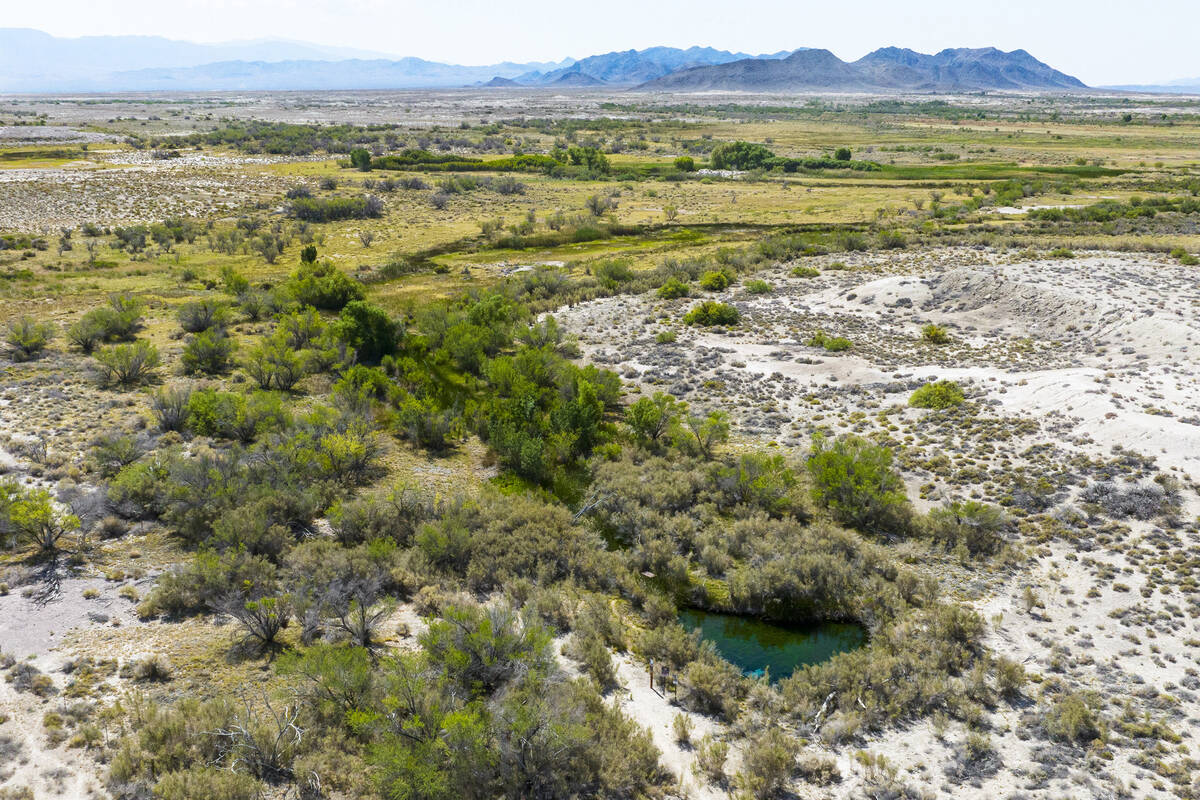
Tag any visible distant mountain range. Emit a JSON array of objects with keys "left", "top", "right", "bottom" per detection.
[
  {"left": 0, "top": 29, "right": 1098, "bottom": 93},
  {"left": 514, "top": 47, "right": 795, "bottom": 87},
  {"left": 1101, "top": 78, "right": 1200, "bottom": 94},
  {"left": 637, "top": 47, "right": 1086, "bottom": 92},
  {"left": 0, "top": 28, "right": 569, "bottom": 92},
  {"left": 78, "top": 46, "right": 793, "bottom": 92}
]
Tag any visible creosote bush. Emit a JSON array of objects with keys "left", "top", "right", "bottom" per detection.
[
  {"left": 808, "top": 330, "right": 851, "bottom": 352},
  {"left": 95, "top": 341, "right": 161, "bottom": 388},
  {"left": 921, "top": 323, "right": 951, "bottom": 344},
  {"left": 684, "top": 301, "right": 739, "bottom": 326},
  {"left": 909, "top": 380, "right": 965, "bottom": 409},
  {"left": 5, "top": 317, "right": 55, "bottom": 361}
]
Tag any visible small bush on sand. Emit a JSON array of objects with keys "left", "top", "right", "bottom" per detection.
[
  {"left": 909, "top": 380, "right": 965, "bottom": 409},
  {"left": 684, "top": 301, "right": 739, "bottom": 327},
  {"left": 921, "top": 323, "right": 950, "bottom": 344}
]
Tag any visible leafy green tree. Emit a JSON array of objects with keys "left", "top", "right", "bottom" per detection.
[
  {"left": 286, "top": 261, "right": 365, "bottom": 311},
  {"left": 709, "top": 140, "right": 775, "bottom": 170},
  {"left": 567, "top": 146, "right": 610, "bottom": 174},
  {"left": 686, "top": 410, "right": 730, "bottom": 459},
  {"left": 0, "top": 482, "right": 80, "bottom": 553},
  {"left": 349, "top": 148, "right": 373, "bottom": 171},
  {"left": 625, "top": 392, "right": 683, "bottom": 446},
  {"left": 834, "top": 147, "right": 852, "bottom": 161},
  {"left": 334, "top": 301, "right": 399, "bottom": 364},
  {"left": 806, "top": 434, "right": 911, "bottom": 534}
]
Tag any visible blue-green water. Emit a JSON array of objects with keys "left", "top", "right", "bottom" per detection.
[{"left": 679, "top": 609, "right": 866, "bottom": 682}]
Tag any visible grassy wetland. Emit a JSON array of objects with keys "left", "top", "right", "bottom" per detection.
[{"left": 2, "top": 88, "right": 1200, "bottom": 800}]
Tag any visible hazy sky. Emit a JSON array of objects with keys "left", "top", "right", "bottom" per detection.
[{"left": 9, "top": 0, "right": 1198, "bottom": 85}]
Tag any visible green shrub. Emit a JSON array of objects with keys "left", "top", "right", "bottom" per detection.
[
  {"left": 69, "top": 295, "right": 145, "bottom": 352},
  {"left": 1044, "top": 693, "right": 1103, "bottom": 745},
  {"left": 806, "top": 434, "right": 911, "bottom": 534},
  {"left": 877, "top": 230, "right": 907, "bottom": 250},
  {"left": 333, "top": 301, "right": 398, "bottom": 363},
  {"left": 1048, "top": 247, "right": 1075, "bottom": 259},
  {"left": 96, "top": 341, "right": 160, "bottom": 387},
  {"left": 684, "top": 301, "right": 739, "bottom": 327},
  {"left": 288, "top": 195, "right": 383, "bottom": 222},
  {"left": 593, "top": 260, "right": 635, "bottom": 290},
  {"left": 694, "top": 734, "right": 729, "bottom": 783},
  {"left": 66, "top": 314, "right": 107, "bottom": 353},
  {"left": 655, "top": 330, "right": 677, "bottom": 343},
  {"left": 242, "top": 335, "right": 308, "bottom": 391},
  {"left": 1170, "top": 247, "right": 1199, "bottom": 265},
  {"left": 657, "top": 277, "right": 690, "bottom": 299},
  {"left": 393, "top": 392, "right": 462, "bottom": 451},
  {"left": 926, "top": 500, "right": 1007, "bottom": 556},
  {"left": 0, "top": 482, "right": 80, "bottom": 552},
  {"left": 744, "top": 279, "right": 772, "bottom": 294},
  {"left": 5, "top": 317, "right": 54, "bottom": 361},
  {"left": 994, "top": 657, "right": 1026, "bottom": 700},
  {"left": 286, "top": 261, "right": 365, "bottom": 311},
  {"left": 698, "top": 270, "right": 732, "bottom": 291},
  {"left": 808, "top": 331, "right": 851, "bottom": 352},
  {"left": 909, "top": 380, "right": 965, "bottom": 409},
  {"left": 177, "top": 299, "right": 230, "bottom": 333},
  {"left": 921, "top": 323, "right": 950, "bottom": 344},
  {"left": 181, "top": 330, "right": 236, "bottom": 375},
  {"left": 796, "top": 754, "right": 841, "bottom": 786},
  {"left": 674, "top": 156, "right": 696, "bottom": 172},
  {"left": 186, "top": 389, "right": 290, "bottom": 443},
  {"left": 738, "top": 727, "right": 800, "bottom": 799},
  {"left": 791, "top": 266, "right": 820, "bottom": 278}
]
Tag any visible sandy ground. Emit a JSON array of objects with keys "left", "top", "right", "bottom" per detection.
[{"left": 0, "top": 566, "right": 151, "bottom": 800}]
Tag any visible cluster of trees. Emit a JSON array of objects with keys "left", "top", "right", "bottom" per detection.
[
  {"left": 180, "top": 121, "right": 393, "bottom": 155},
  {"left": 366, "top": 148, "right": 561, "bottom": 175},
  {"left": 110, "top": 218, "right": 204, "bottom": 254},
  {"left": 709, "top": 140, "right": 880, "bottom": 173},
  {"left": 288, "top": 195, "right": 384, "bottom": 223},
  {"left": 1029, "top": 196, "right": 1200, "bottom": 223}
]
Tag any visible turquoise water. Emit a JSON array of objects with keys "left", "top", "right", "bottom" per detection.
[{"left": 678, "top": 609, "right": 866, "bottom": 682}]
